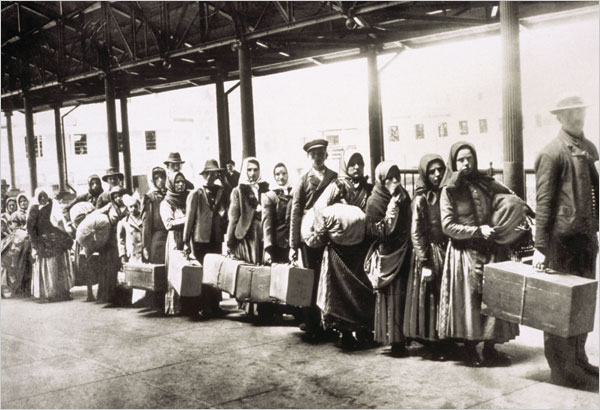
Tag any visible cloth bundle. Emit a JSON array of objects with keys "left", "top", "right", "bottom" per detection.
[
  {"left": 302, "top": 203, "right": 367, "bottom": 248},
  {"left": 76, "top": 212, "right": 111, "bottom": 256},
  {"left": 491, "top": 193, "right": 533, "bottom": 245},
  {"left": 69, "top": 202, "right": 96, "bottom": 228}
]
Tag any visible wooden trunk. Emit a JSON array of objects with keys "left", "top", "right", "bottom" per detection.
[
  {"left": 235, "top": 265, "right": 272, "bottom": 302},
  {"left": 123, "top": 263, "right": 167, "bottom": 292},
  {"left": 202, "top": 254, "right": 245, "bottom": 295},
  {"left": 482, "top": 261, "right": 597, "bottom": 338},
  {"left": 180, "top": 265, "right": 203, "bottom": 297},
  {"left": 269, "top": 264, "right": 315, "bottom": 307}
]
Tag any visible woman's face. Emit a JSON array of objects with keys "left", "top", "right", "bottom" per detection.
[
  {"left": 346, "top": 155, "right": 365, "bottom": 179},
  {"left": 174, "top": 175, "right": 186, "bottom": 193},
  {"left": 38, "top": 192, "right": 49, "bottom": 206},
  {"left": 89, "top": 179, "right": 101, "bottom": 193},
  {"left": 384, "top": 168, "right": 401, "bottom": 194},
  {"left": 455, "top": 148, "right": 475, "bottom": 174},
  {"left": 6, "top": 201, "right": 17, "bottom": 213},
  {"left": 427, "top": 161, "right": 445, "bottom": 188},
  {"left": 112, "top": 193, "right": 124, "bottom": 207},
  {"left": 154, "top": 173, "right": 166, "bottom": 189},
  {"left": 274, "top": 166, "right": 288, "bottom": 187},
  {"left": 246, "top": 162, "right": 260, "bottom": 182},
  {"left": 18, "top": 197, "right": 29, "bottom": 210}
]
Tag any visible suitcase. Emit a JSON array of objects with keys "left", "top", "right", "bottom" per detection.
[
  {"left": 269, "top": 264, "right": 315, "bottom": 307},
  {"left": 482, "top": 261, "right": 597, "bottom": 338},
  {"left": 235, "top": 265, "right": 272, "bottom": 302},
  {"left": 180, "top": 264, "right": 203, "bottom": 297},
  {"left": 123, "top": 263, "right": 167, "bottom": 292},
  {"left": 202, "top": 254, "right": 246, "bottom": 295}
]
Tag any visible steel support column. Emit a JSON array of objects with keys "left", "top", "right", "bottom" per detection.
[
  {"left": 500, "top": 1, "right": 525, "bottom": 199},
  {"left": 104, "top": 73, "right": 120, "bottom": 170},
  {"left": 238, "top": 43, "right": 256, "bottom": 158},
  {"left": 119, "top": 95, "right": 133, "bottom": 192},
  {"left": 53, "top": 106, "right": 66, "bottom": 193},
  {"left": 4, "top": 111, "right": 17, "bottom": 188},
  {"left": 23, "top": 95, "right": 37, "bottom": 196},
  {"left": 367, "top": 46, "right": 384, "bottom": 181},
  {"left": 215, "top": 71, "right": 232, "bottom": 167}
]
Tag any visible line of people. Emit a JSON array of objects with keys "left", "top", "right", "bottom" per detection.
[{"left": 0, "top": 94, "right": 597, "bottom": 391}]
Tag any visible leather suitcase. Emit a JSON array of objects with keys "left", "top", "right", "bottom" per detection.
[
  {"left": 235, "top": 265, "right": 272, "bottom": 302},
  {"left": 123, "top": 263, "right": 167, "bottom": 292},
  {"left": 269, "top": 264, "right": 315, "bottom": 307},
  {"left": 482, "top": 261, "right": 597, "bottom": 338},
  {"left": 202, "top": 254, "right": 246, "bottom": 295},
  {"left": 180, "top": 264, "right": 203, "bottom": 297}
]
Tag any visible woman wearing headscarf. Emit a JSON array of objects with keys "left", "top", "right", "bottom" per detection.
[
  {"left": 142, "top": 167, "right": 168, "bottom": 264},
  {"left": 160, "top": 171, "right": 192, "bottom": 315},
  {"left": 10, "top": 194, "right": 30, "bottom": 230},
  {"left": 26, "top": 187, "right": 74, "bottom": 302},
  {"left": 227, "top": 157, "right": 270, "bottom": 317},
  {"left": 262, "top": 162, "right": 293, "bottom": 265},
  {"left": 63, "top": 174, "right": 104, "bottom": 225},
  {"left": 1, "top": 193, "right": 32, "bottom": 298},
  {"left": 404, "top": 154, "right": 450, "bottom": 360},
  {"left": 365, "top": 161, "right": 412, "bottom": 357},
  {"left": 96, "top": 186, "right": 127, "bottom": 303},
  {"left": 313, "top": 149, "right": 375, "bottom": 349},
  {"left": 438, "top": 141, "right": 519, "bottom": 366}
]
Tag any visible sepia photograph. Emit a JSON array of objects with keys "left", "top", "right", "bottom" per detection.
[{"left": 1, "top": 1, "right": 598, "bottom": 408}]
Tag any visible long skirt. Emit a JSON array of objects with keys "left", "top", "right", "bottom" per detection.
[
  {"left": 97, "top": 239, "right": 120, "bottom": 303},
  {"left": 164, "top": 231, "right": 184, "bottom": 315},
  {"left": 31, "top": 249, "right": 73, "bottom": 301},
  {"left": 232, "top": 217, "right": 264, "bottom": 315},
  {"left": 403, "top": 242, "right": 446, "bottom": 341},
  {"left": 1, "top": 229, "right": 32, "bottom": 297},
  {"left": 317, "top": 242, "right": 374, "bottom": 333},
  {"left": 374, "top": 255, "right": 410, "bottom": 345},
  {"left": 149, "top": 230, "right": 168, "bottom": 264},
  {"left": 437, "top": 244, "right": 519, "bottom": 342}
]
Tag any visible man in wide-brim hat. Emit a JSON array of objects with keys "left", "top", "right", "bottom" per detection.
[
  {"left": 96, "top": 167, "right": 125, "bottom": 209},
  {"left": 533, "top": 94, "right": 599, "bottom": 390},
  {"left": 164, "top": 152, "right": 185, "bottom": 172}
]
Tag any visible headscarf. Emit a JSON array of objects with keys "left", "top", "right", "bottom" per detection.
[
  {"left": 366, "top": 161, "right": 401, "bottom": 219},
  {"left": 150, "top": 166, "right": 167, "bottom": 193},
  {"left": 16, "top": 193, "right": 29, "bottom": 211},
  {"left": 339, "top": 149, "right": 366, "bottom": 183},
  {"left": 415, "top": 154, "right": 445, "bottom": 204},
  {"left": 272, "top": 162, "right": 292, "bottom": 193},
  {"left": 5, "top": 197, "right": 16, "bottom": 214},
  {"left": 164, "top": 171, "right": 190, "bottom": 209},
  {"left": 88, "top": 174, "right": 103, "bottom": 197},
  {"left": 441, "top": 141, "right": 493, "bottom": 189},
  {"left": 29, "top": 187, "right": 65, "bottom": 229},
  {"left": 239, "top": 157, "right": 262, "bottom": 186}
]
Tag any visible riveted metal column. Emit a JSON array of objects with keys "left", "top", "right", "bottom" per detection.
[
  {"left": 104, "top": 73, "right": 120, "bottom": 170},
  {"left": 215, "top": 71, "right": 232, "bottom": 167},
  {"left": 119, "top": 95, "right": 133, "bottom": 193},
  {"left": 367, "top": 46, "right": 384, "bottom": 181},
  {"left": 53, "top": 106, "right": 66, "bottom": 193},
  {"left": 4, "top": 111, "right": 17, "bottom": 188},
  {"left": 23, "top": 95, "right": 37, "bottom": 196},
  {"left": 501, "top": 1, "right": 525, "bottom": 199},
  {"left": 238, "top": 43, "right": 256, "bottom": 158}
]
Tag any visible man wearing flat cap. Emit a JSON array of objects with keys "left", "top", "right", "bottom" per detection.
[
  {"left": 533, "top": 94, "right": 599, "bottom": 390},
  {"left": 289, "top": 138, "right": 337, "bottom": 338}
]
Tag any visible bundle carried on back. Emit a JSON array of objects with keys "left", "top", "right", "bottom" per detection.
[
  {"left": 302, "top": 203, "right": 367, "bottom": 248},
  {"left": 76, "top": 211, "right": 111, "bottom": 256}
]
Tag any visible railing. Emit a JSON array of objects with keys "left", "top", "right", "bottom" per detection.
[{"left": 398, "top": 165, "right": 535, "bottom": 198}]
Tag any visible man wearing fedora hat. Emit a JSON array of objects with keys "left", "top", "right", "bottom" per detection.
[
  {"left": 164, "top": 152, "right": 194, "bottom": 189},
  {"left": 96, "top": 167, "right": 125, "bottom": 209},
  {"left": 182, "top": 159, "right": 229, "bottom": 317},
  {"left": 289, "top": 138, "right": 337, "bottom": 338},
  {"left": 533, "top": 94, "right": 599, "bottom": 390}
]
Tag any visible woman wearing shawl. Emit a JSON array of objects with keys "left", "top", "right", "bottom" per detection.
[
  {"left": 160, "top": 171, "right": 191, "bottom": 315},
  {"left": 1, "top": 193, "right": 32, "bottom": 297},
  {"left": 142, "top": 166, "right": 168, "bottom": 264},
  {"left": 438, "top": 141, "right": 519, "bottom": 366},
  {"left": 313, "top": 149, "right": 375, "bottom": 349},
  {"left": 226, "top": 157, "right": 270, "bottom": 317},
  {"left": 365, "top": 161, "right": 412, "bottom": 357},
  {"left": 10, "top": 194, "right": 29, "bottom": 230},
  {"left": 26, "top": 188, "right": 74, "bottom": 302},
  {"left": 262, "top": 162, "right": 293, "bottom": 265},
  {"left": 96, "top": 186, "right": 126, "bottom": 303},
  {"left": 403, "top": 154, "right": 450, "bottom": 360},
  {"left": 63, "top": 174, "right": 104, "bottom": 225}
]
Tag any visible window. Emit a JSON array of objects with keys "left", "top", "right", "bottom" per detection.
[
  {"left": 479, "top": 119, "right": 488, "bottom": 134},
  {"left": 388, "top": 125, "right": 399, "bottom": 142},
  {"left": 438, "top": 122, "right": 448, "bottom": 138},
  {"left": 145, "top": 131, "right": 156, "bottom": 150},
  {"left": 459, "top": 120, "right": 469, "bottom": 135},
  {"left": 326, "top": 135, "right": 339, "bottom": 145},
  {"left": 117, "top": 132, "right": 124, "bottom": 152},
  {"left": 73, "top": 134, "right": 88, "bottom": 155},
  {"left": 24, "top": 136, "right": 43, "bottom": 158},
  {"left": 415, "top": 124, "right": 424, "bottom": 139}
]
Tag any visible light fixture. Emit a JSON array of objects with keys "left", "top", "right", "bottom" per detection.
[
  {"left": 491, "top": 5, "right": 498, "bottom": 18},
  {"left": 256, "top": 40, "right": 269, "bottom": 49},
  {"left": 279, "top": 51, "right": 290, "bottom": 57}
]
